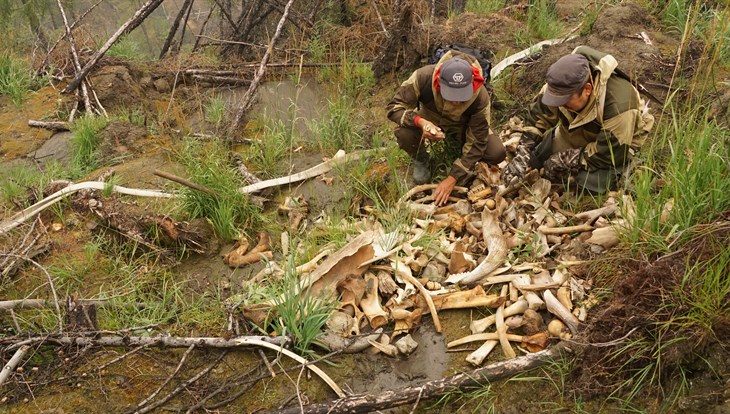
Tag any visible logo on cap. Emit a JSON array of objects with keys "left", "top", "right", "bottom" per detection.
[{"left": 452, "top": 73, "right": 464, "bottom": 83}]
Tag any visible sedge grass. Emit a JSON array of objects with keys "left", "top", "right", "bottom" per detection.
[
  {"left": 465, "top": 0, "right": 506, "bottom": 15},
  {"left": 623, "top": 107, "right": 730, "bottom": 253},
  {"left": 266, "top": 255, "right": 336, "bottom": 356},
  {"left": 0, "top": 52, "right": 42, "bottom": 108},
  {"left": 70, "top": 115, "right": 108, "bottom": 177},
  {"left": 306, "top": 96, "right": 365, "bottom": 155},
  {"left": 526, "top": 0, "right": 562, "bottom": 40},
  {"left": 177, "top": 136, "right": 262, "bottom": 242}
]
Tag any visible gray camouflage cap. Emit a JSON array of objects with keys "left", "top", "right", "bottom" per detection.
[
  {"left": 439, "top": 57, "right": 474, "bottom": 102},
  {"left": 542, "top": 54, "right": 590, "bottom": 107}
]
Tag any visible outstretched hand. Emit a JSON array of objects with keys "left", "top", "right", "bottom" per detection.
[
  {"left": 433, "top": 176, "right": 456, "bottom": 206},
  {"left": 417, "top": 118, "right": 445, "bottom": 141}
]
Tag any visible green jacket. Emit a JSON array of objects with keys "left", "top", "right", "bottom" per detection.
[
  {"left": 521, "top": 46, "right": 654, "bottom": 172},
  {"left": 386, "top": 50, "right": 496, "bottom": 182}
]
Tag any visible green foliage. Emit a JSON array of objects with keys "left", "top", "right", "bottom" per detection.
[
  {"left": 178, "top": 136, "right": 261, "bottom": 241},
  {"left": 659, "top": 1, "right": 730, "bottom": 65},
  {"left": 527, "top": 0, "right": 562, "bottom": 39},
  {"left": 465, "top": 0, "right": 506, "bottom": 15},
  {"left": 0, "top": 52, "right": 43, "bottom": 108},
  {"left": 0, "top": 161, "right": 67, "bottom": 208},
  {"left": 306, "top": 35, "right": 329, "bottom": 63},
  {"left": 267, "top": 256, "right": 336, "bottom": 356},
  {"left": 307, "top": 97, "right": 364, "bottom": 155},
  {"left": 205, "top": 94, "right": 226, "bottom": 127},
  {"left": 623, "top": 107, "right": 730, "bottom": 252},
  {"left": 107, "top": 34, "right": 146, "bottom": 61},
  {"left": 674, "top": 245, "right": 730, "bottom": 335},
  {"left": 70, "top": 115, "right": 108, "bottom": 176},
  {"left": 318, "top": 49, "right": 375, "bottom": 100},
  {"left": 248, "top": 118, "right": 293, "bottom": 178},
  {"left": 431, "top": 380, "right": 497, "bottom": 413}
]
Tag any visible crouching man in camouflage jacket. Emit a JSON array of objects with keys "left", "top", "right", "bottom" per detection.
[
  {"left": 387, "top": 50, "right": 506, "bottom": 206},
  {"left": 502, "top": 46, "right": 654, "bottom": 194}
]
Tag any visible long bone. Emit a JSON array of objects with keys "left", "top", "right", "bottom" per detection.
[{"left": 445, "top": 206, "right": 507, "bottom": 285}]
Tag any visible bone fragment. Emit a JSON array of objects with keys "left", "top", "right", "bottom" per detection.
[
  {"left": 547, "top": 319, "right": 572, "bottom": 340},
  {"left": 361, "top": 273, "right": 388, "bottom": 329},
  {"left": 318, "top": 329, "right": 383, "bottom": 353},
  {"left": 512, "top": 275, "right": 544, "bottom": 310},
  {"left": 557, "top": 286, "right": 572, "bottom": 311},
  {"left": 520, "top": 309, "right": 545, "bottom": 335},
  {"left": 574, "top": 203, "right": 618, "bottom": 224},
  {"left": 445, "top": 207, "right": 507, "bottom": 285},
  {"left": 391, "top": 308, "right": 422, "bottom": 335},
  {"left": 377, "top": 270, "right": 398, "bottom": 296},
  {"left": 543, "top": 290, "right": 580, "bottom": 335},
  {"left": 447, "top": 332, "right": 548, "bottom": 348},
  {"left": 409, "top": 203, "right": 437, "bottom": 218},
  {"left": 394, "top": 334, "right": 419, "bottom": 355},
  {"left": 495, "top": 305, "right": 516, "bottom": 358},
  {"left": 368, "top": 339, "right": 398, "bottom": 357},
  {"left": 466, "top": 340, "right": 498, "bottom": 366},
  {"left": 467, "top": 186, "right": 492, "bottom": 203},
  {"left": 281, "top": 231, "right": 289, "bottom": 257},
  {"left": 537, "top": 224, "right": 594, "bottom": 235},
  {"left": 394, "top": 267, "right": 442, "bottom": 333},
  {"left": 470, "top": 299, "right": 528, "bottom": 333},
  {"left": 586, "top": 226, "right": 619, "bottom": 249},
  {"left": 417, "top": 285, "right": 503, "bottom": 311}
]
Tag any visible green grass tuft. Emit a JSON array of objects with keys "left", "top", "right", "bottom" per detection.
[
  {"left": 0, "top": 52, "right": 43, "bottom": 108},
  {"left": 527, "top": 0, "right": 562, "bottom": 39},
  {"left": 465, "top": 0, "right": 505, "bottom": 15},
  {"left": 70, "top": 115, "right": 108, "bottom": 177},
  {"left": 178, "top": 136, "right": 261, "bottom": 241},
  {"left": 307, "top": 97, "right": 365, "bottom": 155},
  {"left": 107, "top": 34, "right": 147, "bottom": 61}
]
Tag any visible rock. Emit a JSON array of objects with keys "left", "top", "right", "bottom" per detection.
[{"left": 394, "top": 334, "right": 418, "bottom": 355}]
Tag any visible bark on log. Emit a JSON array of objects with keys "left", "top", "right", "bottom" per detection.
[
  {"left": 2, "top": 334, "right": 287, "bottom": 350},
  {"left": 273, "top": 344, "right": 570, "bottom": 414},
  {"left": 28, "top": 120, "right": 70, "bottom": 131},
  {"left": 62, "top": 0, "right": 166, "bottom": 94}
]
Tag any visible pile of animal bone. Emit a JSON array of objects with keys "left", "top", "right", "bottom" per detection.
[{"left": 227, "top": 157, "right": 631, "bottom": 366}]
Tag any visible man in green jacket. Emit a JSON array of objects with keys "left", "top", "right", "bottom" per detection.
[
  {"left": 502, "top": 46, "right": 654, "bottom": 194},
  {"left": 387, "top": 50, "right": 506, "bottom": 205}
]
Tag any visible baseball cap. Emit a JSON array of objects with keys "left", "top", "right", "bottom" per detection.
[
  {"left": 542, "top": 54, "right": 590, "bottom": 107},
  {"left": 439, "top": 58, "right": 474, "bottom": 102}
]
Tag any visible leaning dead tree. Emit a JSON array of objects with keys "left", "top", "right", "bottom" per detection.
[
  {"left": 229, "top": 0, "right": 296, "bottom": 134},
  {"left": 62, "top": 0, "right": 166, "bottom": 95}
]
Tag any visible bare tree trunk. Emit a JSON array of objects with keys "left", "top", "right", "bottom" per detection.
[
  {"left": 62, "top": 0, "right": 166, "bottom": 95},
  {"left": 229, "top": 0, "right": 295, "bottom": 134},
  {"left": 159, "top": 0, "right": 195, "bottom": 58},
  {"left": 192, "top": 3, "right": 215, "bottom": 51},
  {"left": 173, "top": 0, "right": 195, "bottom": 54},
  {"left": 56, "top": 0, "right": 93, "bottom": 113}
]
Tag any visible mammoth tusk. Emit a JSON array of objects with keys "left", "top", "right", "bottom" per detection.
[{"left": 445, "top": 207, "right": 507, "bottom": 285}]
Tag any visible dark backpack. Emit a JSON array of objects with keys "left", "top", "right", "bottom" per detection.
[
  {"left": 429, "top": 43, "right": 493, "bottom": 84},
  {"left": 420, "top": 44, "right": 494, "bottom": 116}
]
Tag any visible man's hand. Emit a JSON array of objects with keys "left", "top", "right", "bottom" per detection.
[
  {"left": 433, "top": 176, "right": 456, "bottom": 206},
  {"left": 501, "top": 145, "right": 532, "bottom": 185},
  {"left": 543, "top": 148, "right": 582, "bottom": 182},
  {"left": 417, "top": 118, "right": 445, "bottom": 141}
]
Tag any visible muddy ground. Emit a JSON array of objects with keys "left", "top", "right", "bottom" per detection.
[{"left": 1, "top": 1, "right": 729, "bottom": 413}]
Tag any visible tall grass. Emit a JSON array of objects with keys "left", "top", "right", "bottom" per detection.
[
  {"left": 623, "top": 108, "right": 730, "bottom": 252},
  {"left": 178, "top": 136, "right": 261, "bottom": 241},
  {"left": 248, "top": 118, "right": 293, "bottom": 179},
  {"left": 0, "top": 52, "right": 42, "bottom": 108},
  {"left": 527, "top": 0, "right": 562, "bottom": 39},
  {"left": 70, "top": 115, "right": 108, "bottom": 176},
  {"left": 307, "top": 97, "right": 364, "bottom": 155},
  {"left": 107, "top": 34, "right": 147, "bottom": 61},
  {"left": 267, "top": 256, "right": 335, "bottom": 356},
  {"left": 465, "top": 0, "right": 505, "bottom": 15}
]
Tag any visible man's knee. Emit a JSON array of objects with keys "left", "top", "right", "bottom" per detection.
[
  {"left": 483, "top": 144, "right": 506, "bottom": 165},
  {"left": 394, "top": 126, "right": 422, "bottom": 154}
]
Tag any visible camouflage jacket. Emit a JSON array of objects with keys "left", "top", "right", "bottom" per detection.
[
  {"left": 520, "top": 46, "right": 654, "bottom": 172},
  {"left": 386, "top": 50, "right": 497, "bottom": 182}
]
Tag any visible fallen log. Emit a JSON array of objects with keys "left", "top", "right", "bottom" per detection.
[
  {"left": 273, "top": 344, "right": 570, "bottom": 414},
  {"left": 28, "top": 120, "right": 70, "bottom": 131}
]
